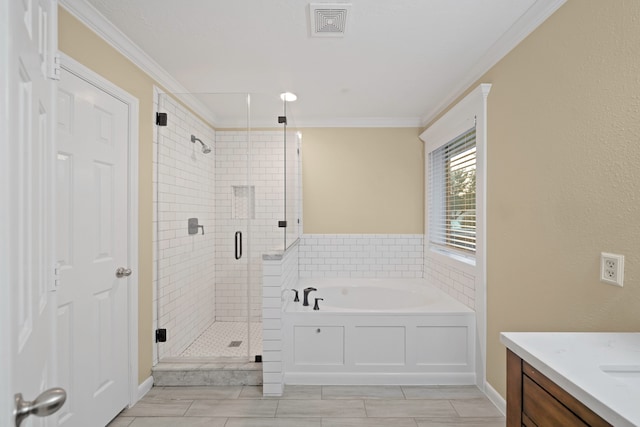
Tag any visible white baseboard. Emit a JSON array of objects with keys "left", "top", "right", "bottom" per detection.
[
  {"left": 136, "top": 376, "right": 154, "bottom": 403},
  {"left": 484, "top": 380, "right": 506, "bottom": 416},
  {"left": 284, "top": 372, "right": 476, "bottom": 385}
]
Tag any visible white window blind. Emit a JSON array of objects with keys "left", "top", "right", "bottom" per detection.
[{"left": 428, "top": 126, "right": 476, "bottom": 253}]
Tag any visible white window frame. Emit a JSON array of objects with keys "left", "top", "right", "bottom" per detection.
[
  {"left": 421, "top": 83, "right": 491, "bottom": 392},
  {"left": 420, "top": 83, "right": 490, "bottom": 274}
]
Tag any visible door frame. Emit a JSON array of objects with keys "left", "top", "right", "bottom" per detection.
[
  {"left": 60, "top": 53, "right": 140, "bottom": 407},
  {"left": 1, "top": 2, "right": 12, "bottom": 425}
]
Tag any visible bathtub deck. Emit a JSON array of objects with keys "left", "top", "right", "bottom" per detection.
[{"left": 293, "top": 277, "right": 474, "bottom": 313}]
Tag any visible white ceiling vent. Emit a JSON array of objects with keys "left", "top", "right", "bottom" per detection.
[{"left": 309, "top": 3, "right": 352, "bottom": 37}]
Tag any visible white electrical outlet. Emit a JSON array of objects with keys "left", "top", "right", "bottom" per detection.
[{"left": 600, "top": 252, "right": 624, "bottom": 287}]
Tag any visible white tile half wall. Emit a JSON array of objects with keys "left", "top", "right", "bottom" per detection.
[
  {"left": 297, "top": 233, "right": 476, "bottom": 309},
  {"left": 262, "top": 242, "right": 299, "bottom": 396},
  {"left": 424, "top": 255, "right": 476, "bottom": 309},
  {"left": 298, "top": 234, "right": 424, "bottom": 278}
]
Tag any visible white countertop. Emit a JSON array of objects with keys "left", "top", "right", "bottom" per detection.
[{"left": 501, "top": 332, "right": 640, "bottom": 427}]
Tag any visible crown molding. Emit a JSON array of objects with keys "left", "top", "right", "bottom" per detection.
[
  {"left": 212, "top": 116, "right": 423, "bottom": 128},
  {"left": 223, "top": 116, "right": 424, "bottom": 129},
  {"left": 420, "top": 0, "right": 567, "bottom": 127},
  {"left": 59, "top": 0, "right": 218, "bottom": 126},
  {"left": 60, "top": 0, "right": 565, "bottom": 130},
  {"left": 295, "top": 117, "right": 424, "bottom": 128}
]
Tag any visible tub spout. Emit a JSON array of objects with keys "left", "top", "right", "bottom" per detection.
[
  {"left": 313, "top": 298, "right": 324, "bottom": 311},
  {"left": 303, "top": 287, "right": 317, "bottom": 306}
]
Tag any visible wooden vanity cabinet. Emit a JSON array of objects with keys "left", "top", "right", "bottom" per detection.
[{"left": 506, "top": 349, "right": 612, "bottom": 427}]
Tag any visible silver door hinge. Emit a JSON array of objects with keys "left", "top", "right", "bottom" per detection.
[
  {"left": 53, "top": 263, "right": 61, "bottom": 290},
  {"left": 50, "top": 53, "right": 61, "bottom": 81}
]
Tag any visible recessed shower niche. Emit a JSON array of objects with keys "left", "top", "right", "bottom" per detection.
[
  {"left": 232, "top": 185, "right": 255, "bottom": 220},
  {"left": 152, "top": 90, "right": 300, "bottom": 374}
]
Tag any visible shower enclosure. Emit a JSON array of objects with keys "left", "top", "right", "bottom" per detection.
[{"left": 153, "top": 91, "right": 300, "bottom": 364}]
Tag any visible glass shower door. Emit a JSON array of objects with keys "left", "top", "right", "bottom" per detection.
[
  {"left": 212, "top": 93, "right": 256, "bottom": 360},
  {"left": 154, "top": 92, "right": 256, "bottom": 362},
  {"left": 285, "top": 118, "right": 301, "bottom": 249}
]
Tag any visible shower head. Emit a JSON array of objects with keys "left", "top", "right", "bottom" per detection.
[{"left": 191, "top": 134, "right": 211, "bottom": 154}]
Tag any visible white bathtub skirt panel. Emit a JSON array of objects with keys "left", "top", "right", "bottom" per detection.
[{"left": 283, "top": 279, "right": 476, "bottom": 385}]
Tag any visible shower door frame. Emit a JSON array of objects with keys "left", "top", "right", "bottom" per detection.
[{"left": 153, "top": 91, "right": 256, "bottom": 362}]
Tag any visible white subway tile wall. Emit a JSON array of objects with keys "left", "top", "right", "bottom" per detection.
[
  {"left": 153, "top": 93, "right": 217, "bottom": 360},
  {"left": 424, "top": 255, "right": 476, "bottom": 309},
  {"left": 215, "top": 131, "right": 298, "bottom": 322},
  {"left": 298, "top": 234, "right": 424, "bottom": 278},
  {"left": 262, "top": 243, "right": 299, "bottom": 396}
]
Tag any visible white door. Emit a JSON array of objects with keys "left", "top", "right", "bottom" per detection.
[
  {"left": 0, "top": 0, "right": 62, "bottom": 426},
  {"left": 55, "top": 67, "right": 131, "bottom": 426}
]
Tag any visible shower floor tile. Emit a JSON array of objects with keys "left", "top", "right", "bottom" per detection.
[{"left": 181, "top": 321, "right": 262, "bottom": 358}]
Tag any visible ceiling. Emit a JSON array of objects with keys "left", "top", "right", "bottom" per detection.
[{"left": 65, "top": 0, "right": 564, "bottom": 127}]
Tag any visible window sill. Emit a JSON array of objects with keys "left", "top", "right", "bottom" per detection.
[{"left": 428, "top": 245, "right": 477, "bottom": 275}]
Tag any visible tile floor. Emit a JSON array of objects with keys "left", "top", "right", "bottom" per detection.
[
  {"left": 108, "top": 385, "right": 505, "bottom": 427},
  {"left": 181, "top": 322, "right": 263, "bottom": 358}
]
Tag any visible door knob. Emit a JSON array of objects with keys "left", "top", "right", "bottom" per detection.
[
  {"left": 14, "top": 388, "right": 66, "bottom": 427},
  {"left": 115, "top": 267, "right": 132, "bottom": 278}
]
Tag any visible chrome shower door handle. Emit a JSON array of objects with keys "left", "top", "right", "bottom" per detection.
[
  {"left": 235, "top": 231, "right": 243, "bottom": 260},
  {"left": 116, "top": 267, "right": 132, "bottom": 278},
  {"left": 14, "top": 388, "right": 67, "bottom": 427}
]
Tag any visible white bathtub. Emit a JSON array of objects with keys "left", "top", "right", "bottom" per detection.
[{"left": 283, "top": 278, "right": 476, "bottom": 385}]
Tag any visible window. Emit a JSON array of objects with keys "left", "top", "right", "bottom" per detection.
[
  {"left": 421, "top": 83, "right": 490, "bottom": 264},
  {"left": 428, "top": 127, "right": 476, "bottom": 253}
]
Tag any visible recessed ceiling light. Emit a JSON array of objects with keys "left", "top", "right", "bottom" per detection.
[{"left": 280, "top": 92, "right": 297, "bottom": 102}]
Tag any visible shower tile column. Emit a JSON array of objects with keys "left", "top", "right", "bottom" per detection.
[{"left": 262, "top": 242, "right": 299, "bottom": 396}]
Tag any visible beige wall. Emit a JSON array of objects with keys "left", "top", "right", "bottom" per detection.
[
  {"left": 59, "top": 8, "right": 155, "bottom": 383},
  {"left": 59, "top": 0, "right": 640, "bottom": 399},
  {"left": 302, "top": 128, "right": 424, "bottom": 234},
  {"left": 476, "top": 0, "right": 640, "bottom": 397}
]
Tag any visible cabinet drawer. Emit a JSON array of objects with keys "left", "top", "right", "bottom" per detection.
[
  {"left": 523, "top": 375, "right": 588, "bottom": 427},
  {"left": 294, "top": 326, "right": 344, "bottom": 365},
  {"left": 506, "top": 349, "right": 611, "bottom": 427}
]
